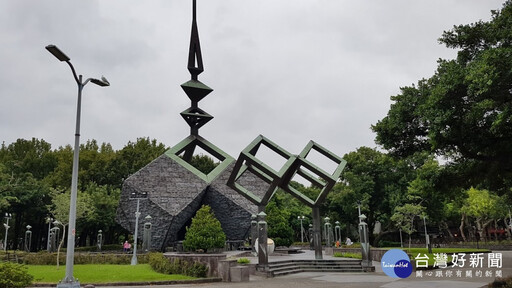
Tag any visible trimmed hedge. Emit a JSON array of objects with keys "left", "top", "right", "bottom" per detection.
[
  {"left": 148, "top": 253, "right": 207, "bottom": 278},
  {"left": 23, "top": 251, "right": 149, "bottom": 265}
]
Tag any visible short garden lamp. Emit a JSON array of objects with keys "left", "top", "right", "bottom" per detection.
[
  {"left": 3, "top": 213, "right": 11, "bottom": 252},
  {"left": 97, "top": 230, "right": 103, "bottom": 251},
  {"left": 25, "top": 225, "right": 32, "bottom": 252}
]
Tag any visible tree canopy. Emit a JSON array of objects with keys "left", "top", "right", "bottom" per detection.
[{"left": 372, "top": 1, "right": 512, "bottom": 194}]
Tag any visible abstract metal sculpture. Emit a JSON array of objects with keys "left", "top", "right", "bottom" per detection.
[
  {"left": 227, "top": 135, "right": 346, "bottom": 260},
  {"left": 116, "top": 0, "right": 261, "bottom": 251},
  {"left": 117, "top": 1, "right": 347, "bottom": 260}
]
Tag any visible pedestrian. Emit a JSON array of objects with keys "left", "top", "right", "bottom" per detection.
[{"left": 123, "top": 240, "right": 130, "bottom": 252}]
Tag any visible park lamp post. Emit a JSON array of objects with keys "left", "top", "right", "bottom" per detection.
[
  {"left": 298, "top": 216, "right": 305, "bottom": 243},
  {"left": 357, "top": 200, "right": 362, "bottom": 223},
  {"left": 130, "top": 191, "right": 147, "bottom": 265},
  {"left": 47, "top": 217, "right": 53, "bottom": 252},
  {"left": 3, "top": 213, "right": 11, "bottom": 251},
  {"left": 423, "top": 214, "right": 432, "bottom": 253},
  {"left": 46, "top": 44, "right": 109, "bottom": 288}
]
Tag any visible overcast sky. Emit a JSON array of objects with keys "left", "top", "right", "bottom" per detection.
[{"left": 0, "top": 0, "right": 505, "bottom": 173}]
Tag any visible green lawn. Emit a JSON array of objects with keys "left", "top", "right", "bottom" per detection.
[{"left": 27, "top": 264, "right": 196, "bottom": 284}]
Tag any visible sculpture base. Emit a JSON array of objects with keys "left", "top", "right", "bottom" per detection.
[{"left": 56, "top": 281, "right": 80, "bottom": 288}]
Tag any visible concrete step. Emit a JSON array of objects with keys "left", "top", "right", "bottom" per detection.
[{"left": 266, "top": 259, "right": 364, "bottom": 277}]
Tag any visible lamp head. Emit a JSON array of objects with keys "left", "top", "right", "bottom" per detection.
[
  {"left": 46, "top": 45, "right": 70, "bottom": 62},
  {"left": 91, "top": 76, "right": 110, "bottom": 87}
]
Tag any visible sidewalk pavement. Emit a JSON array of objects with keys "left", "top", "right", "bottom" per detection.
[{"left": 92, "top": 250, "right": 512, "bottom": 288}]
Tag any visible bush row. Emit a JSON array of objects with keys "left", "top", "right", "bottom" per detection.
[
  {"left": 75, "top": 244, "right": 126, "bottom": 252},
  {"left": 148, "top": 253, "right": 207, "bottom": 278},
  {"left": 23, "top": 252, "right": 149, "bottom": 265}
]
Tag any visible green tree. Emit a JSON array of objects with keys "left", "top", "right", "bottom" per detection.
[
  {"left": 187, "top": 154, "right": 218, "bottom": 174},
  {"left": 340, "top": 147, "right": 419, "bottom": 244},
  {"left": 108, "top": 137, "right": 166, "bottom": 189},
  {"left": 372, "top": 2, "right": 512, "bottom": 193},
  {"left": 49, "top": 188, "right": 93, "bottom": 268},
  {"left": 391, "top": 203, "right": 425, "bottom": 250},
  {"left": 461, "top": 187, "right": 502, "bottom": 242},
  {"left": 78, "top": 183, "right": 121, "bottom": 247},
  {"left": 266, "top": 197, "right": 295, "bottom": 247},
  {"left": 0, "top": 138, "right": 57, "bottom": 180},
  {"left": 183, "top": 205, "right": 226, "bottom": 252}
]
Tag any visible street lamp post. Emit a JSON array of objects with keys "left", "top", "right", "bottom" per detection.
[
  {"left": 357, "top": 200, "right": 362, "bottom": 223},
  {"left": 3, "top": 213, "right": 12, "bottom": 251},
  {"left": 298, "top": 216, "right": 305, "bottom": 243},
  {"left": 47, "top": 217, "right": 53, "bottom": 252},
  {"left": 46, "top": 44, "right": 109, "bottom": 288},
  {"left": 423, "top": 215, "right": 431, "bottom": 253},
  {"left": 130, "top": 192, "right": 147, "bottom": 265}
]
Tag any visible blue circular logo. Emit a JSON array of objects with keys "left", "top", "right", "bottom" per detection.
[{"left": 381, "top": 249, "right": 412, "bottom": 278}]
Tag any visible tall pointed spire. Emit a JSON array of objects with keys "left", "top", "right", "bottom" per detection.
[
  {"left": 180, "top": 0, "right": 213, "bottom": 137},
  {"left": 187, "top": 0, "right": 204, "bottom": 80}
]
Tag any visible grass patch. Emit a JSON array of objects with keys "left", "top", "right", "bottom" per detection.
[
  {"left": 27, "top": 264, "right": 195, "bottom": 284},
  {"left": 333, "top": 252, "right": 362, "bottom": 259}
]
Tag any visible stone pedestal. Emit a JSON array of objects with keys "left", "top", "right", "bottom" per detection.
[{"left": 230, "top": 266, "right": 250, "bottom": 282}]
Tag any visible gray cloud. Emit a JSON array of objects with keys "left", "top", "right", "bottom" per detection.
[{"left": 0, "top": 0, "right": 504, "bottom": 170}]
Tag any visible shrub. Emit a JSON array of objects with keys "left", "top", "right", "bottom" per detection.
[
  {"left": 488, "top": 276, "right": 512, "bottom": 288},
  {"left": 183, "top": 205, "right": 226, "bottom": 253},
  {"left": 0, "top": 262, "right": 33, "bottom": 288},
  {"left": 237, "top": 258, "right": 250, "bottom": 264},
  {"left": 148, "top": 253, "right": 207, "bottom": 278}
]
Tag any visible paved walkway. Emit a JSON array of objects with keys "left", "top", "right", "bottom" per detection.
[{"left": 94, "top": 250, "right": 512, "bottom": 288}]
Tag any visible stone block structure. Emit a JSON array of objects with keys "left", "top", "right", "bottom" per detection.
[{"left": 116, "top": 150, "right": 265, "bottom": 251}]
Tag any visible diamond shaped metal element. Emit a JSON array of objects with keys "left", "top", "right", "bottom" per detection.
[
  {"left": 181, "top": 80, "right": 213, "bottom": 103},
  {"left": 280, "top": 141, "right": 347, "bottom": 207},
  {"left": 227, "top": 135, "right": 295, "bottom": 206},
  {"left": 166, "top": 135, "right": 234, "bottom": 184},
  {"left": 180, "top": 106, "right": 214, "bottom": 130}
]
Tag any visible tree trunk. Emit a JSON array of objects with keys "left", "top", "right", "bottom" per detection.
[
  {"left": 494, "top": 219, "right": 498, "bottom": 241},
  {"left": 481, "top": 219, "right": 493, "bottom": 242},
  {"left": 459, "top": 213, "right": 467, "bottom": 242},
  {"left": 504, "top": 217, "right": 512, "bottom": 240},
  {"left": 440, "top": 221, "right": 454, "bottom": 240},
  {"left": 56, "top": 224, "right": 67, "bottom": 269},
  {"left": 372, "top": 230, "right": 394, "bottom": 247}
]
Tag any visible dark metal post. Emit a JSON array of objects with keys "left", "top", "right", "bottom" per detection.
[{"left": 312, "top": 207, "right": 323, "bottom": 259}]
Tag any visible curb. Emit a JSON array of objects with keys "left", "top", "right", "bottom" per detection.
[{"left": 29, "top": 278, "right": 223, "bottom": 287}]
